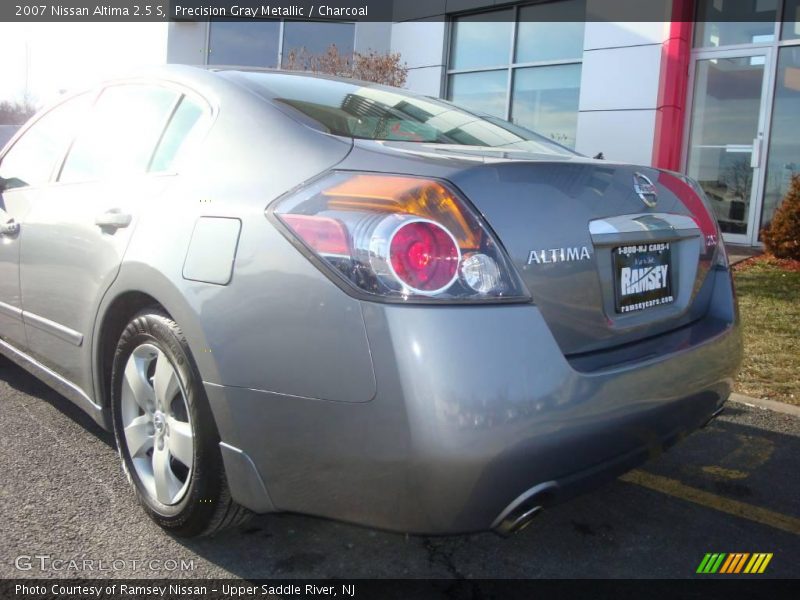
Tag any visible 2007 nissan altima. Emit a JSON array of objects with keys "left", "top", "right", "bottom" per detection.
[{"left": 0, "top": 66, "right": 741, "bottom": 536}]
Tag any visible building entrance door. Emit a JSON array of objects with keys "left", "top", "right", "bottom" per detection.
[{"left": 685, "top": 49, "right": 773, "bottom": 245}]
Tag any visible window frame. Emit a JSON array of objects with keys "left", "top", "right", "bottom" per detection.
[
  {"left": 147, "top": 91, "right": 214, "bottom": 175},
  {"left": 445, "top": 2, "right": 585, "bottom": 124},
  {"left": 0, "top": 89, "right": 99, "bottom": 193},
  {"left": 692, "top": 0, "right": 800, "bottom": 50},
  {"left": 206, "top": 19, "right": 357, "bottom": 69}
]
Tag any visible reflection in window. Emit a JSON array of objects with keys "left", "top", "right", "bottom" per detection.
[
  {"left": 783, "top": 0, "right": 800, "bottom": 40},
  {"left": 762, "top": 46, "right": 800, "bottom": 233},
  {"left": 516, "top": 0, "right": 585, "bottom": 63},
  {"left": 281, "top": 21, "right": 355, "bottom": 67},
  {"left": 449, "top": 11, "right": 513, "bottom": 70},
  {"left": 512, "top": 64, "right": 582, "bottom": 148},
  {"left": 60, "top": 85, "right": 178, "bottom": 183},
  {"left": 694, "top": 0, "right": 777, "bottom": 47},
  {"left": 446, "top": 4, "right": 585, "bottom": 148},
  {"left": 208, "top": 20, "right": 280, "bottom": 67},
  {"left": 686, "top": 57, "right": 764, "bottom": 235},
  {"left": 448, "top": 71, "right": 508, "bottom": 119},
  {"left": 240, "top": 72, "right": 575, "bottom": 156},
  {"left": 0, "top": 94, "right": 90, "bottom": 190}
]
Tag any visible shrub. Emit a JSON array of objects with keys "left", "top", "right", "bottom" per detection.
[
  {"left": 762, "top": 173, "right": 800, "bottom": 260},
  {"left": 283, "top": 45, "right": 408, "bottom": 88}
]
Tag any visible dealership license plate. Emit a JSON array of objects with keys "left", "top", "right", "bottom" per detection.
[{"left": 613, "top": 243, "right": 674, "bottom": 314}]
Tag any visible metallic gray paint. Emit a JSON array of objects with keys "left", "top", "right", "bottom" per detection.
[
  {"left": 182, "top": 217, "right": 242, "bottom": 285},
  {"left": 0, "top": 66, "right": 742, "bottom": 534}
]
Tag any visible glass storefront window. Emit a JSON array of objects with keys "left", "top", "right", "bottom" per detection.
[
  {"left": 689, "top": 0, "right": 800, "bottom": 244},
  {"left": 208, "top": 20, "right": 355, "bottom": 69},
  {"left": 782, "top": 0, "right": 800, "bottom": 39},
  {"left": 448, "top": 71, "right": 508, "bottom": 118},
  {"left": 516, "top": 0, "right": 585, "bottom": 63},
  {"left": 686, "top": 56, "right": 765, "bottom": 235},
  {"left": 208, "top": 20, "right": 280, "bottom": 68},
  {"left": 761, "top": 46, "right": 800, "bottom": 233},
  {"left": 511, "top": 64, "right": 582, "bottom": 147},
  {"left": 447, "top": 3, "right": 585, "bottom": 148},
  {"left": 694, "top": 0, "right": 778, "bottom": 47},
  {"left": 448, "top": 11, "right": 514, "bottom": 70},
  {"left": 281, "top": 21, "right": 355, "bottom": 67}
]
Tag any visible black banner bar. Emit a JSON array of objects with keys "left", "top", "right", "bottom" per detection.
[
  {"left": 0, "top": 0, "right": 788, "bottom": 23},
  {"left": 1, "top": 579, "right": 799, "bottom": 600}
]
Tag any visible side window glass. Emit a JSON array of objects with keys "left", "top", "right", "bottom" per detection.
[
  {"left": 149, "top": 96, "right": 206, "bottom": 173},
  {"left": 0, "top": 94, "right": 90, "bottom": 190},
  {"left": 60, "top": 85, "right": 178, "bottom": 183}
]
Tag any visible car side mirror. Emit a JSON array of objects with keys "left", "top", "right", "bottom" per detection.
[{"left": 0, "top": 175, "right": 27, "bottom": 192}]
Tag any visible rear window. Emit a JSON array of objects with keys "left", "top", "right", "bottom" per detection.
[{"left": 235, "top": 72, "right": 575, "bottom": 156}]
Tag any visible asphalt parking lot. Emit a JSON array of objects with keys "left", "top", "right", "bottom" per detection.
[{"left": 1, "top": 354, "right": 798, "bottom": 579}]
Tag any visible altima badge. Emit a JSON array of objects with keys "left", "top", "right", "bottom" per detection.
[
  {"left": 527, "top": 246, "right": 591, "bottom": 265},
  {"left": 633, "top": 172, "right": 658, "bottom": 208}
]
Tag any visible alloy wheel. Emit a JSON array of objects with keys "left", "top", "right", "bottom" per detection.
[{"left": 120, "top": 343, "right": 194, "bottom": 505}]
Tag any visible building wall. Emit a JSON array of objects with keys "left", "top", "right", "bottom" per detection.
[
  {"left": 390, "top": 20, "right": 447, "bottom": 96},
  {"left": 575, "top": 21, "right": 668, "bottom": 165},
  {"left": 167, "top": 21, "right": 208, "bottom": 66}
]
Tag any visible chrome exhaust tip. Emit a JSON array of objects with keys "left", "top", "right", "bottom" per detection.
[
  {"left": 495, "top": 505, "right": 544, "bottom": 536},
  {"left": 492, "top": 481, "right": 558, "bottom": 536},
  {"left": 701, "top": 405, "right": 725, "bottom": 428}
]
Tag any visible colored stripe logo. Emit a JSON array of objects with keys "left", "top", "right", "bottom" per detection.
[{"left": 696, "top": 553, "right": 773, "bottom": 574}]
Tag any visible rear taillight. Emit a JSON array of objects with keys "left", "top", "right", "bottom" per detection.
[
  {"left": 684, "top": 176, "right": 729, "bottom": 268},
  {"left": 659, "top": 172, "right": 729, "bottom": 268},
  {"left": 269, "top": 172, "right": 528, "bottom": 303}
]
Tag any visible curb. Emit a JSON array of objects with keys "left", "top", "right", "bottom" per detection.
[{"left": 728, "top": 393, "right": 800, "bottom": 417}]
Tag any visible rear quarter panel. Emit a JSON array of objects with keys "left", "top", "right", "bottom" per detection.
[{"left": 96, "top": 75, "right": 375, "bottom": 411}]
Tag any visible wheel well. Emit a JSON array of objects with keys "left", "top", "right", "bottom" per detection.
[{"left": 96, "top": 292, "right": 166, "bottom": 409}]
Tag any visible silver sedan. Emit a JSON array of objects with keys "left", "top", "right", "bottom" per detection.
[{"left": 0, "top": 66, "right": 741, "bottom": 536}]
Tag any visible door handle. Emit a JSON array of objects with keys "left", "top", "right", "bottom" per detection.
[
  {"left": 751, "top": 137, "right": 762, "bottom": 169},
  {"left": 95, "top": 209, "right": 132, "bottom": 230},
  {"left": 0, "top": 218, "right": 19, "bottom": 236}
]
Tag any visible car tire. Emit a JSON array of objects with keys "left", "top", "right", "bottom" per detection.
[{"left": 110, "top": 308, "right": 250, "bottom": 537}]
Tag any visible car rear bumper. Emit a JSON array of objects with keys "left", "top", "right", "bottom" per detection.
[{"left": 205, "top": 267, "right": 741, "bottom": 534}]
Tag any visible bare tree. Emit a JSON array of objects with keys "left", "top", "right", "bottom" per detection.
[
  {"left": 283, "top": 45, "right": 408, "bottom": 88},
  {"left": 0, "top": 99, "right": 37, "bottom": 125}
]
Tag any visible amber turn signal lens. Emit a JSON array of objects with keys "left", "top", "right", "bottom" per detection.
[{"left": 322, "top": 174, "right": 481, "bottom": 249}]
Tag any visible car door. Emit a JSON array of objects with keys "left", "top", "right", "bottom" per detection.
[
  {"left": 18, "top": 83, "right": 182, "bottom": 393},
  {"left": 0, "top": 94, "right": 92, "bottom": 351}
]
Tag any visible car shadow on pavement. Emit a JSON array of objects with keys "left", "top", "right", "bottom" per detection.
[{"left": 0, "top": 354, "right": 115, "bottom": 448}]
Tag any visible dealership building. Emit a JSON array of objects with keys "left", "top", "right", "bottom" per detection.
[{"left": 167, "top": 0, "right": 800, "bottom": 247}]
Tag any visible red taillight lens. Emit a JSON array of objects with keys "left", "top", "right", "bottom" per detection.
[
  {"left": 659, "top": 171, "right": 727, "bottom": 266},
  {"left": 280, "top": 214, "right": 349, "bottom": 256},
  {"left": 388, "top": 220, "right": 460, "bottom": 293},
  {"left": 270, "top": 172, "right": 528, "bottom": 303}
]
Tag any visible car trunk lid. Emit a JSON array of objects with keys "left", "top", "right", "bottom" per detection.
[
  {"left": 447, "top": 159, "right": 719, "bottom": 355},
  {"left": 342, "top": 141, "right": 720, "bottom": 356}
]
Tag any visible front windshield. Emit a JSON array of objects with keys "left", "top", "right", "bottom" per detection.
[{"left": 235, "top": 71, "right": 576, "bottom": 157}]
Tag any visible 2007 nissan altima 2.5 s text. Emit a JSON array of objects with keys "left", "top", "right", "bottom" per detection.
[{"left": 0, "top": 65, "right": 741, "bottom": 537}]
